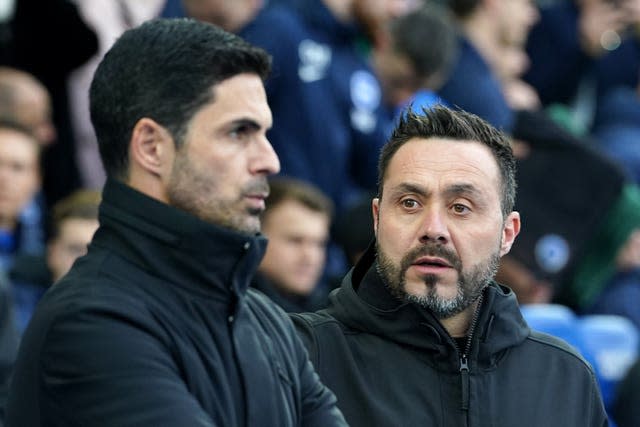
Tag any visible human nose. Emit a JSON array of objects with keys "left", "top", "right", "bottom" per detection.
[
  {"left": 251, "top": 136, "right": 281, "bottom": 176},
  {"left": 418, "top": 206, "right": 450, "bottom": 245}
]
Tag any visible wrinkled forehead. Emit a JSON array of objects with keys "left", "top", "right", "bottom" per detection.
[{"left": 384, "top": 137, "right": 502, "bottom": 195}]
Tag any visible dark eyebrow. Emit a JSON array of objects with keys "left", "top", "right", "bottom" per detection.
[
  {"left": 392, "top": 182, "right": 430, "bottom": 197},
  {"left": 229, "top": 118, "right": 262, "bottom": 131},
  {"left": 443, "top": 183, "right": 483, "bottom": 200}
]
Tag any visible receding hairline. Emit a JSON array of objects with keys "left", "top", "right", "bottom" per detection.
[{"left": 379, "top": 136, "right": 504, "bottom": 193}]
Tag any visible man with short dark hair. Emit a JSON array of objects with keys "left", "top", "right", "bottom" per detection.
[
  {"left": 254, "top": 177, "right": 333, "bottom": 313},
  {"left": 292, "top": 105, "right": 607, "bottom": 427},
  {"left": 7, "top": 18, "right": 346, "bottom": 426}
]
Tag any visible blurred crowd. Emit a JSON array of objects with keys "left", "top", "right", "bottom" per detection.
[{"left": 0, "top": 0, "right": 639, "bottom": 425}]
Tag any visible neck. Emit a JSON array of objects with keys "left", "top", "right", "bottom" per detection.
[{"left": 440, "top": 297, "right": 482, "bottom": 338}]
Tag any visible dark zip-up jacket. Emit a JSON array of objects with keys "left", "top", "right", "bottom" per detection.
[
  {"left": 6, "top": 180, "right": 346, "bottom": 427},
  {"left": 292, "top": 244, "right": 608, "bottom": 427}
]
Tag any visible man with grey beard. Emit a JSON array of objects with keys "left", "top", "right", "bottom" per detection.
[{"left": 292, "top": 105, "right": 608, "bottom": 427}]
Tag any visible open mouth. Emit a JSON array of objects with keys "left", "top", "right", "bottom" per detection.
[{"left": 413, "top": 256, "right": 452, "bottom": 268}]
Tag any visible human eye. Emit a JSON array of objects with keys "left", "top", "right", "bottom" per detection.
[
  {"left": 228, "top": 120, "right": 260, "bottom": 141},
  {"left": 400, "top": 198, "right": 420, "bottom": 211},
  {"left": 229, "top": 124, "right": 250, "bottom": 139},
  {"left": 451, "top": 203, "right": 471, "bottom": 215}
]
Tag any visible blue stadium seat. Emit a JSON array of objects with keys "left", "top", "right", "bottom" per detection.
[
  {"left": 520, "top": 304, "right": 584, "bottom": 351},
  {"left": 578, "top": 314, "right": 639, "bottom": 411}
]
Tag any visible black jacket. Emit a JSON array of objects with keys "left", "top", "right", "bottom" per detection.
[
  {"left": 251, "top": 272, "right": 329, "bottom": 314},
  {"left": 292, "top": 244, "right": 608, "bottom": 427},
  {"left": 6, "top": 180, "right": 346, "bottom": 427}
]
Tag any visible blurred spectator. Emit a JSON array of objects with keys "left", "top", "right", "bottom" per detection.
[
  {"left": 239, "top": 0, "right": 395, "bottom": 212},
  {"left": 591, "top": 86, "right": 640, "bottom": 184},
  {"left": 0, "top": 122, "right": 42, "bottom": 274},
  {"left": 370, "top": 2, "right": 457, "bottom": 117},
  {"left": 333, "top": 192, "right": 374, "bottom": 268},
  {"left": 525, "top": 0, "right": 640, "bottom": 117},
  {"left": 0, "top": 66, "right": 55, "bottom": 263},
  {"left": 496, "top": 110, "right": 640, "bottom": 320},
  {"left": 46, "top": 190, "right": 100, "bottom": 283},
  {"left": 68, "top": 0, "right": 165, "bottom": 190},
  {"left": 438, "top": 0, "right": 539, "bottom": 132},
  {"left": 10, "top": 189, "right": 101, "bottom": 333},
  {"left": 0, "top": 270, "right": 19, "bottom": 424},
  {"left": 2, "top": 0, "right": 98, "bottom": 208},
  {"left": 181, "top": 0, "right": 262, "bottom": 32},
  {"left": 0, "top": 67, "right": 55, "bottom": 146},
  {"left": 612, "top": 356, "right": 640, "bottom": 427},
  {"left": 253, "top": 177, "right": 333, "bottom": 312},
  {"left": 581, "top": 228, "right": 640, "bottom": 330}
]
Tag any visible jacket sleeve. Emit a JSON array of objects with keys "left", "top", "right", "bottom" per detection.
[
  {"left": 289, "top": 314, "right": 347, "bottom": 427},
  {"left": 34, "top": 304, "right": 219, "bottom": 426}
]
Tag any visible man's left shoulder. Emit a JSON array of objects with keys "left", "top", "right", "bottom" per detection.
[{"left": 523, "top": 329, "right": 597, "bottom": 376}]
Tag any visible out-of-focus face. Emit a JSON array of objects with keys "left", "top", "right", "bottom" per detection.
[
  {"left": 497, "top": 0, "right": 539, "bottom": 47},
  {"left": 372, "top": 47, "right": 421, "bottom": 107},
  {"left": 47, "top": 218, "right": 99, "bottom": 282},
  {"left": 352, "top": 0, "right": 423, "bottom": 45},
  {"left": 373, "top": 137, "right": 519, "bottom": 319},
  {"left": 182, "top": 0, "right": 262, "bottom": 32},
  {"left": 0, "top": 128, "right": 40, "bottom": 229},
  {"left": 165, "top": 73, "right": 280, "bottom": 235},
  {"left": 259, "top": 199, "right": 330, "bottom": 296},
  {"left": 15, "top": 83, "right": 56, "bottom": 146}
]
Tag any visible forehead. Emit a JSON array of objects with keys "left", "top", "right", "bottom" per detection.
[
  {"left": 384, "top": 137, "right": 501, "bottom": 192},
  {"left": 0, "top": 128, "right": 38, "bottom": 159},
  {"left": 263, "top": 199, "right": 329, "bottom": 235},
  {"left": 196, "top": 72, "right": 271, "bottom": 123}
]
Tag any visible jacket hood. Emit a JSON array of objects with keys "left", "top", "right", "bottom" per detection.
[
  {"left": 325, "top": 241, "right": 530, "bottom": 370},
  {"left": 94, "top": 179, "right": 267, "bottom": 302}
]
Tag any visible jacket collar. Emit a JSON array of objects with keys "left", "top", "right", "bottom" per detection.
[
  {"left": 325, "top": 241, "right": 530, "bottom": 368},
  {"left": 94, "top": 179, "right": 268, "bottom": 302}
]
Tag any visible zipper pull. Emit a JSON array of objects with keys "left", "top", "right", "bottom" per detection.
[{"left": 459, "top": 355, "right": 470, "bottom": 411}]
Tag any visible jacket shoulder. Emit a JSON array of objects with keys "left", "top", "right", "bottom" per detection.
[
  {"left": 526, "top": 330, "right": 596, "bottom": 374},
  {"left": 289, "top": 311, "right": 347, "bottom": 368}
]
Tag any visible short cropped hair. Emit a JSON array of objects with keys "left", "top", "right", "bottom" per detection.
[
  {"left": 264, "top": 177, "right": 334, "bottom": 220},
  {"left": 89, "top": 18, "right": 272, "bottom": 180},
  {"left": 377, "top": 105, "right": 517, "bottom": 217},
  {"left": 49, "top": 190, "right": 101, "bottom": 240}
]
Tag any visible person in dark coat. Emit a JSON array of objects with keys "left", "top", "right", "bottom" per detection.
[
  {"left": 292, "top": 106, "right": 608, "bottom": 427},
  {"left": 5, "top": 18, "right": 346, "bottom": 427},
  {"left": 612, "top": 357, "right": 640, "bottom": 427}
]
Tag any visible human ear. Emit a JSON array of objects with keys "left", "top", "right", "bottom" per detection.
[
  {"left": 372, "top": 198, "right": 380, "bottom": 238},
  {"left": 129, "top": 117, "right": 174, "bottom": 178},
  {"left": 500, "top": 211, "right": 521, "bottom": 256}
]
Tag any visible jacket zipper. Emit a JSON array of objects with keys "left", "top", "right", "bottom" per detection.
[{"left": 458, "top": 293, "right": 484, "bottom": 412}]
